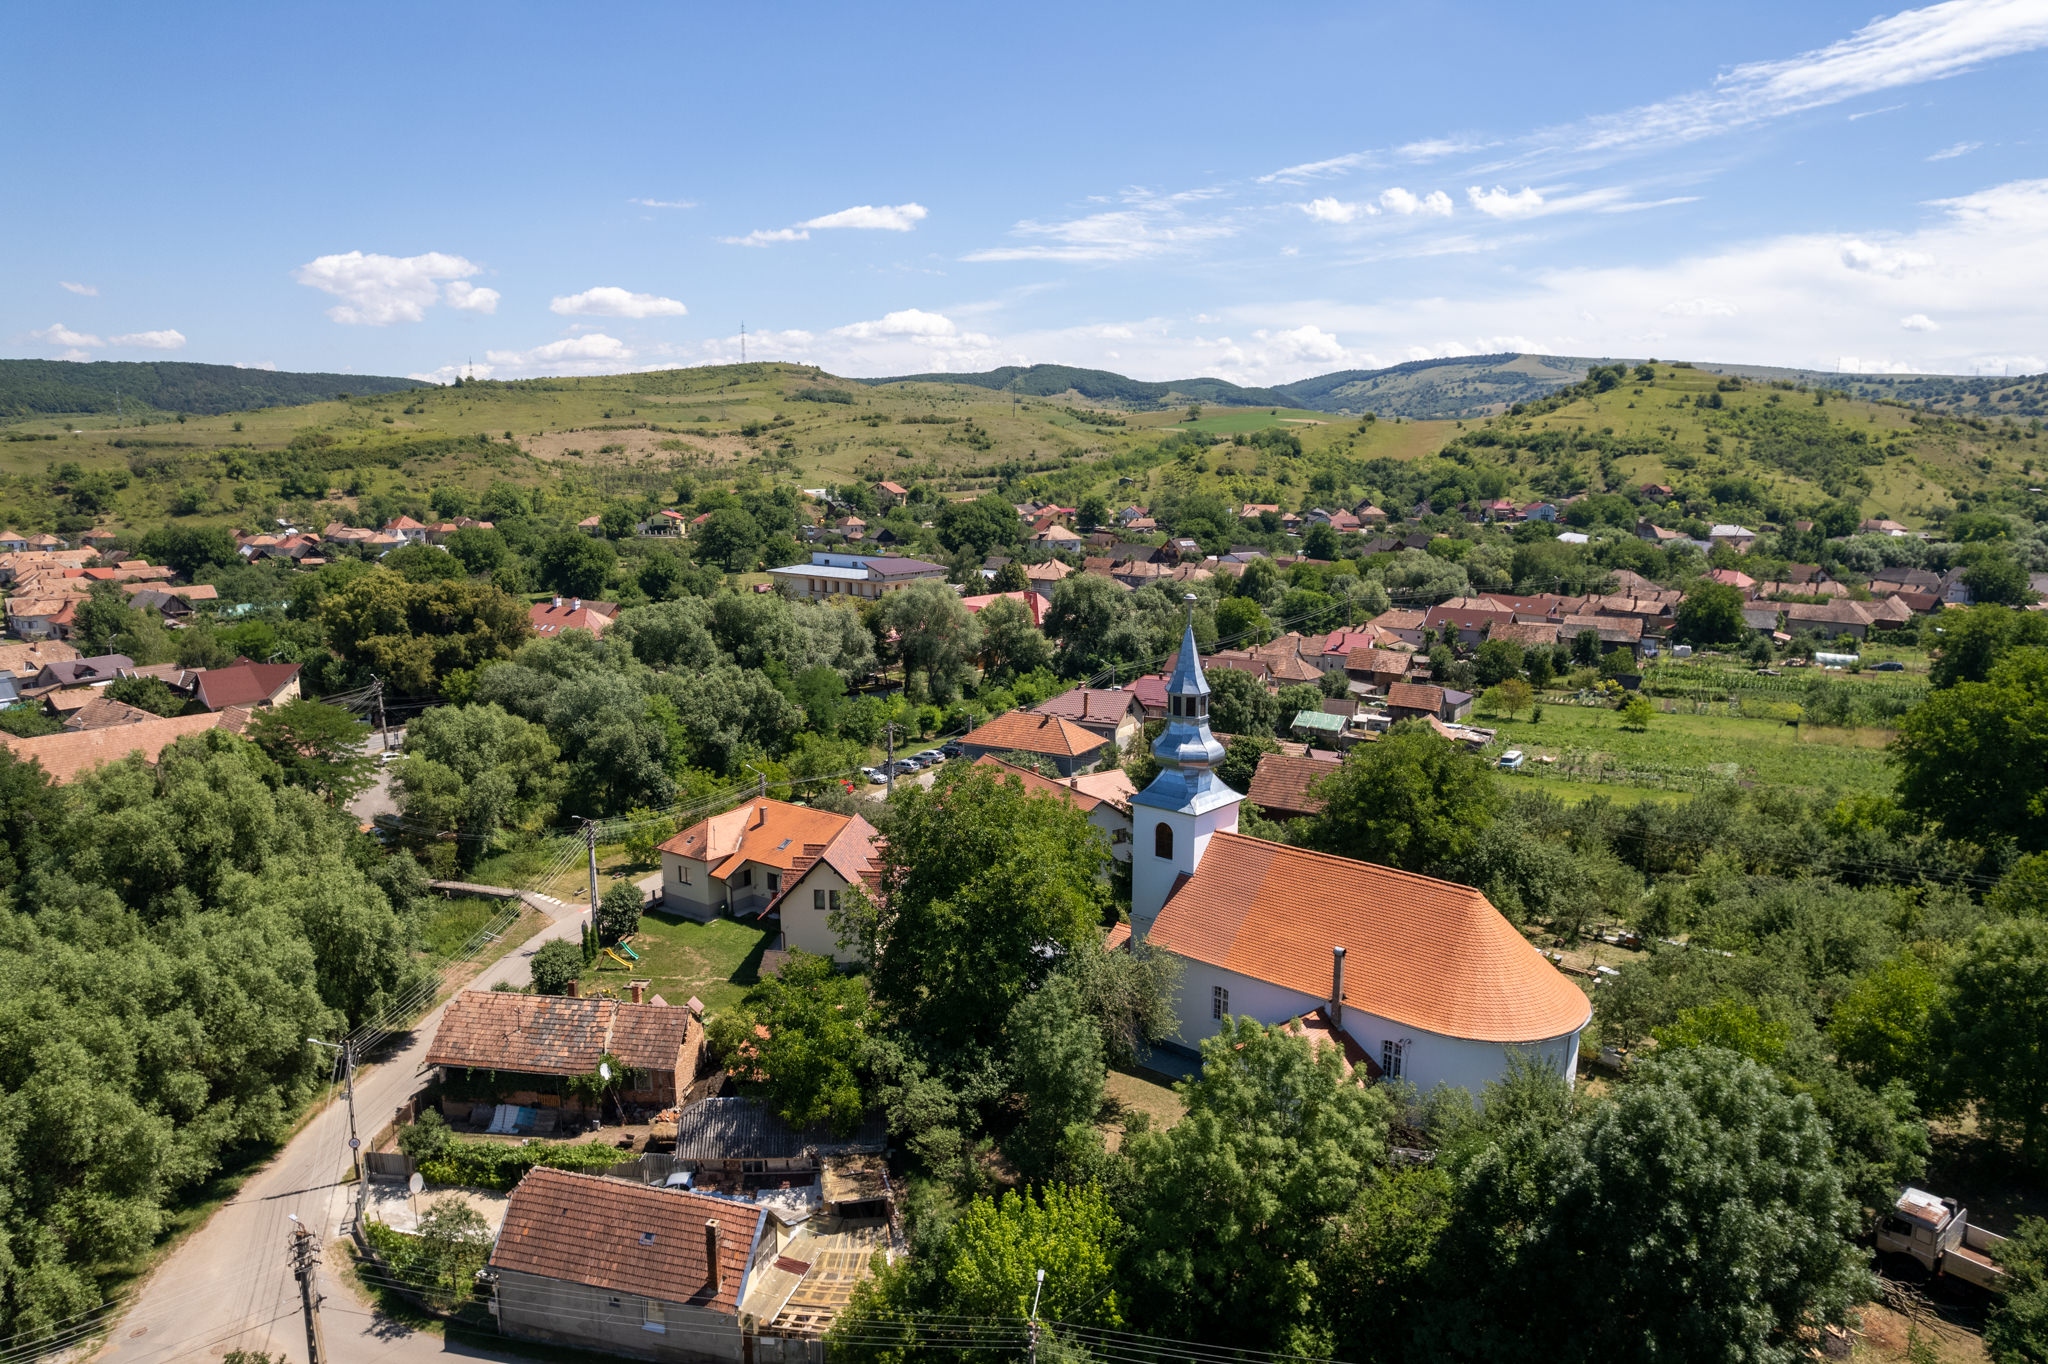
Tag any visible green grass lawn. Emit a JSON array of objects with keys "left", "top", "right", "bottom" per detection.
[
  {"left": 1484, "top": 699, "right": 1896, "bottom": 799},
  {"left": 416, "top": 895, "right": 517, "bottom": 957},
  {"left": 578, "top": 912, "right": 773, "bottom": 1018}
]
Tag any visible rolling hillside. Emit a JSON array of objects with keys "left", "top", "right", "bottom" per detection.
[{"left": 860, "top": 363, "right": 1291, "bottom": 408}]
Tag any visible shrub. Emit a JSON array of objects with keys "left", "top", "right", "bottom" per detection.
[
  {"left": 530, "top": 939, "right": 583, "bottom": 995},
  {"left": 415, "top": 1136, "right": 625, "bottom": 1190},
  {"left": 596, "top": 880, "right": 644, "bottom": 945}
]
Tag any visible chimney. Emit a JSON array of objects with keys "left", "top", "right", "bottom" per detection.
[
  {"left": 552, "top": 595, "right": 563, "bottom": 608},
  {"left": 705, "top": 1220, "right": 722, "bottom": 1295},
  {"left": 630, "top": 980, "right": 645, "bottom": 1005},
  {"left": 1330, "top": 946, "right": 1346, "bottom": 1031},
  {"left": 571, "top": 597, "right": 581, "bottom": 612},
  {"left": 565, "top": 979, "right": 579, "bottom": 998}
]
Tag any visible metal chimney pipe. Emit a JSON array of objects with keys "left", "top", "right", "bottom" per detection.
[{"left": 1330, "top": 946, "right": 1346, "bottom": 1031}]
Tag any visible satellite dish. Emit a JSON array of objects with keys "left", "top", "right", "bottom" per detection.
[
  {"left": 599, "top": 1062, "right": 612, "bottom": 1082},
  {"left": 408, "top": 1172, "right": 425, "bottom": 1195}
]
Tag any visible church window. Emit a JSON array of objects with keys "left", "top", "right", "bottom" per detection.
[
  {"left": 1381, "top": 1039, "right": 1408, "bottom": 1080},
  {"left": 1212, "top": 985, "right": 1229, "bottom": 1019},
  {"left": 1154, "top": 822, "right": 1173, "bottom": 859}
]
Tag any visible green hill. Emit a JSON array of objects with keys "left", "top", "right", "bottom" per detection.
[
  {"left": 862, "top": 363, "right": 1291, "bottom": 408},
  {"left": 1275, "top": 353, "right": 1587, "bottom": 418},
  {"left": 0, "top": 359, "right": 419, "bottom": 418}
]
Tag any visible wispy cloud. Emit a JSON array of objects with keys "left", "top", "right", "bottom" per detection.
[
  {"left": 1257, "top": 151, "right": 1379, "bottom": 185},
  {"left": 1848, "top": 102, "right": 1909, "bottom": 119},
  {"left": 109, "top": 329, "right": 186, "bottom": 350},
  {"left": 628, "top": 197, "right": 696, "bottom": 209},
  {"left": 549, "top": 286, "right": 688, "bottom": 318},
  {"left": 1928, "top": 140, "right": 1983, "bottom": 159},
  {"left": 1900, "top": 313, "right": 1942, "bottom": 330},
  {"left": 965, "top": 195, "right": 1237, "bottom": 262},
  {"left": 1379, "top": 187, "right": 1454, "bottom": 217},
  {"left": 292, "top": 251, "right": 494, "bottom": 325},
  {"left": 723, "top": 202, "right": 928, "bottom": 246},
  {"left": 59, "top": 280, "right": 96, "bottom": 296},
  {"left": 28, "top": 321, "right": 185, "bottom": 359},
  {"left": 1396, "top": 137, "right": 1488, "bottom": 162}
]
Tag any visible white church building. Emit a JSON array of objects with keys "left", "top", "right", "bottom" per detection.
[{"left": 1130, "top": 601, "right": 1591, "bottom": 1095}]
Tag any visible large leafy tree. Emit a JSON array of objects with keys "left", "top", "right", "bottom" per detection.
[
  {"left": 533, "top": 531, "right": 615, "bottom": 598},
  {"left": 246, "top": 699, "right": 375, "bottom": 804},
  {"left": 974, "top": 594, "right": 1052, "bottom": 683},
  {"left": 695, "top": 506, "right": 764, "bottom": 572},
  {"left": 841, "top": 764, "right": 1106, "bottom": 1062},
  {"left": 318, "top": 570, "right": 530, "bottom": 696},
  {"left": 1890, "top": 646, "right": 2048, "bottom": 850},
  {"left": 1935, "top": 916, "right": 2048, "bottom": 1166},
  {"left": 1675, "top": 580, "right": 1749, "bottom": 645},
  {"left": 880, "top": 580, "right": 981, "bottom": 703},
  {"left": 1003, "top": 972, "right": 1106, "bottom": 1181},
  {"left": 1122, "top": 1017, "right": 1392, "bottom": 1354},
  {"left": 393, "top": 702, "right": 564, "bottom": 852},
  {"left": 935, "top": 493, "right": 1021, "bottom": 557},
  {"left": 707, "top": 950, "right": 873, "bottom": 1135},
  {"left": 1043, "top": 573, "right": 1152, "bottom": 679},
  {"left": 1929, "top": 605, "right": 2048, "bottom": 688},
  {"left": 1420, "top": 1047, "right": 1869, "bottom": 1364},
  {"left": 1297, "top": 720, "right": 1503, "bottom": 873},
  {"left": 1205, "top": 666, "right": 1279, "bottom": 736}
]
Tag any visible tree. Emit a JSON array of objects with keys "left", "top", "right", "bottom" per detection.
[
  {"left": 1986, "top": 1216, "right": 2048, "bottom": 1364},
  {"left": 595, "top": 879, "right": 644, "bottom": 946},
  {"left": 1964, "top": 550, "right": 2036, "bottom": 607},
  {"left": 936, "top": 493, "right": 1022, "bottom": 557},
  {"left": 383, "top": 544, "right": 466, "bottom": 583},
  {"left": 393, "top": 703, "right": 564, "bottom": 854},
  {"left": 1303, "top": 522, "right": 1340, "bottom": 561},
  {"left": 1931, "top": 605, "right": 2048, "bottom": 687},
  {"left": 1828, "top": 952, "right": 1943, "bottom": 1094},
  {"left": 1123, "top": 1017, "right": 1392, "bottom": 1353},
  {"left": 413, "top": 1198, "right": 493, "bottom": 1310},
  {"left": 1571, "top": 628, "right": 1602, "bottom": 666},
  {"left": 246, "top": 700, "right": 375, "bottom": 804},
  {"left": 1422, "top": 1047, "right": 1870, "bottom": 1364},
  {"left": 1043, "top": 573, "right": 1139, "bottom": 678},
  {"left": 599, "top": 503, "right": 638, "bottom": 540},
  {"left": 1214, "top": 595, "right": 1272, "bottom": 646},
  {"left": 1482, "top": 678, "right": 1533, "bottom": 719},
  {"left": 1298, "top": 721, "right": 1502, "bottom": 873},
  {"left": 989, "top": 559, "right": 1030, "bottom": 593},
  {"left": 637, "top": 550, "right": 685, "bottom": 601},
  {"left": 1206, "top": 666, "right": 1280, "bottom": 736},
  {"left": 138, "top": 524, "right": 238, "bottom": 576},
  {"left": 530, "top": 939, "right": 583, "bottom": 995},
  {"left": 104, "top": 674, "right": 185, "bottom": 717},
  {"left": 1654, "top": 998, "right": 1790, "bottom": 1065},
  {"left": 1936, "top": 917, "right": 2048, "bottom": 1165},
  {"left": 319, "top": 571, "right": 531, "bottom": 697},
  {"left": 1275, "top": 682, "right": 1324, "bottom": 725},
  {"left": 693, "top": 506, "right": 763, "bottom": 571},
  {"left": 1891, "top": 647, "right": 2048, "bottom": 850},
  {"left": 974, "top": 594, "right": 1052, "bottom": 683},
  {"left": 1076, "top": 494, "right": 1110, "bottom": 532},
  {"left": 1619, "top": 692, "right": 1655, "bottom": 731},
  {"left": 534, "top": 531, "right": 615, "bottom": 598},
  {"left": 707, "top": 950, "right": 873, "bottom": 1134},
  {"left": 882, "top": 580, "right": 981, "bottom": 703},
  {"left": 445, "top": 526, "right": 509, "bottom": 577},
  {"left": 1004, "top": 972, "right": 1106, "bottom": 1181},
  {"left": 1474, "top": 637, "right": 1524, "bottom": 687},
  {"left": 839, "top": 764, "right": 1107, "bottom": 1063},
  {"left": 1676, "top": 580, "right": 1748, "bottom": 645}
]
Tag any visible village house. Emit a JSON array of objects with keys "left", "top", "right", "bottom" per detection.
[
  {"left": 1385, "top": 681, "right": 1474, "bottom": 723},
  {"left": 0, "top": 708, "right": 251, "bottom": 784},
  {"left": 1364, "top": 608, "right": 1427, "bottom": 648},
  {"left": 530, "top": 597, "right": 617, "bottom": 638},
  {"left": 658, "top": 798, "right": 881, "bottom": 946},
  {"left": 1344, "top": 646, "right": 1414, "bottom": 694},
  {"left": 959, "top": 590, "right": 1047, "bottom": 627},
  {"left": 975, "top": 755, "right": 1136, "bottom": 861},
  {"left": 767, "top": 551, "right": 947, "bottom": 601},
  {"left": 956, "top": 708, "right": 1108, "bottom": 777},
  {"left": 1247, "top": 751, "right": 1343, "bottom": 821},
  {"left": 383, "top": 515, "right": 430, "bottom": 545},
  {"left": 192, "top": 661, "right": 302, "bottom": 712},
  {"left": 1129, "top": 618, "right": 1588, "bottom": 1095},
  {"left": 1033, "top": 686, "right": 1146, "bottom": 751},
  {"left": 1423, "top": 601, "right": 1512, "bottom": 647},
  {"left": 425, "top": 988, "right": 699, "bottom": 1119}
]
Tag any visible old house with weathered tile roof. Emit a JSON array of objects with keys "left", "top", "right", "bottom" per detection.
[{"left": 425, "top": 990, "right": 699, "bottom": 1108}]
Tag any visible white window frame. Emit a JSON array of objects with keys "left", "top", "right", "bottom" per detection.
[
  {"left": 644, "top": 1298, "right": 667, "bottom": 1333},
  {"left": 1381, "top": 1038, "right": 1408, "bottom": 1080},
  {"left": 1212, "top": 985, "right": 1229, "bottom": 1020}
]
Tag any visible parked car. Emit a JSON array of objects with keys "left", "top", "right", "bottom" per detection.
[
  {"left": 1873, "top": 660, "right": 1905, "bottom": 672},
  {"left": 1497, "top": 749, "right": 1525, "bottom": 771},
  {"left": 916, "top": 749, "right": 944, "bottom": 764},
  {"left": 862, "top": 766, "right": 887, "bottom": 785},
  {"left": 940, "top": 740, "right": 964, "bottom": 758}
]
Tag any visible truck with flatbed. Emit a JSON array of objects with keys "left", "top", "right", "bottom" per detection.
[{"left": 1874, "top": 1187, "right": 2008, "bottom": 1290}]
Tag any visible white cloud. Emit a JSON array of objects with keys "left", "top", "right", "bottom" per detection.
[
  {"left": 1301, "top": 197, "right": 1370, "bottom": 223},
  {"left": 291, "top": 250, "right": 489, "bottom": 325},
  {"left": 443, "top": 282, "right": 500, "bottom": 314},
  {"left": 1397, "top": 137, "right": 1485, "bottom": 162},
  {"left": 549, "top": 286, "right": 688, "bottom": 319},
  {"left": 1839, "top": 238, "right": 1932, "bottom": 276},
  {"left": 109, "top": 329, "right": 186, "bottom": 350},
  {"left": 1661, "top": 298, "right": 1739, "bottom": 317},
  {"left": 831, "top": 308, "right": 960, "bottom": 339},
  {"left": 1377, "top": 187, "right": 1454, "bottom": 217},
  {"left": 1467, "top": 185, "right": 1546, "bottom": 218},
  {"left": 1928, "top": 140, "right": 1982, "bottom": 159},
  {"left": 802, "top": 203, "right": 928, "bottom": 231},
  {"left": 1571, "top": 0, "right": 2048, "bottom": 154},
  {"left": 1848, "top": 102, "right": 1909, "bottom": 120},
  {"left": 1257, "top": 151, "right": 1379, "bottom": 185},
  {"left": 966, "top": 206, "right": 1236, "bottom": 263},
  {"left": 1900, "top": 313, "right": 1942, "bottom": 330},
  {"left": 32, "top": 322, "right": 103, "bottom": 349},
  {"left": 435, "top": 333, "right": 638, "bottom": 381},
  {"left": 629, "top": 197, "right": 696, "bottom": 209},
  {"left": 724, "top": 202, "right": 928, "bottom": 247},
  {"left": 59, "top": 281, "right": 97, "bottom": 296}
]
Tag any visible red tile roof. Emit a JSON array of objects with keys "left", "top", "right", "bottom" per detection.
[
  {"left": 529, "top": 599, "right": 617, "bottom": 638},
  {"left": 0, "top": 707, "right": 250, "bottom": 784},
  {"left": 1150, "top": 832, "right": 1590, "bottom": 1043},
  {"left": 194, "top": 661, "right": 300, "bottom": 711},
  {"left": 972, "top": 755, "right": 1112, "bottom": 812},
  {"left": 1385, "top": 681, "right": 1444, "bottom": 713},
  {"left": 426, "top": 991, "right": 693, "bottom": 1076},
  {"left": 960, "top": 709, "right": 1106, "bottom": 759},
  {"left": 1345, "top": 646, "right": 1411, "bottom": 677},
  {"left": 492, "top": 1168, "right": 760, "bottom": 1314},
  {"left": 659, "top": 798, "right": 878, "bottom": 886},
  {"left": 1246, "top": 752, "right": 1342, "bottom": 817},
  {"left": 1034, "top": 687, "right": 1141, "bottom": 729}
]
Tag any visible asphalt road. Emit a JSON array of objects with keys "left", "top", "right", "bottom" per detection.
[{"left": 94, "top": 903, "right": 581, "bottom": 1364}]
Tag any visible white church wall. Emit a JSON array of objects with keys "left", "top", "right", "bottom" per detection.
[{"left": 1165, "top": 954, "right": 1584, "bottom": 1097}]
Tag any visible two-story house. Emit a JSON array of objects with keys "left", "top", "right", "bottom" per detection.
[
  {"left": 766, "top": 551, "right": 948, "bottom": 601},
  {"left": 657, "top": 798, "right": 881, "bottom": 961}
]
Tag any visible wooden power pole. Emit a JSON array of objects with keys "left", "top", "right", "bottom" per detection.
[{"left": 289, "top": 1219, "right": 329, "bottom": 1364}]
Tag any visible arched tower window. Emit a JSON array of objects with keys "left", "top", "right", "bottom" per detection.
[{"left": 1154, "top": 822, "right": 1174, "bottom": 860}]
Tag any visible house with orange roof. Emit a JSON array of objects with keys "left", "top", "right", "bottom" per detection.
[
  {"left": 657, "top": 797, "right": 881, "bottom": 953},
  {"left": 1130, "top": 610, "right": 1586, "bottom": 1095},
  {"left": 0, "top": 707, "right": 251, "bottom": 784},
  {"left": 957, "top": 708, "right": 1108, "bottom": 777},
  {"left": 1032, "top": 686, "right": 1145, "bottom": 751},
  {"left": 529, "top": 597, "right": 616, "bottom": 638},
  {"left": 383, "top": 515, "right": 429, "bottom": 545},
  {"left": 959, "top": 589, "right": 1046, "bottom": 628},
  {"left": 974, "top": 755, "right": 1135, "bottom": 861}
]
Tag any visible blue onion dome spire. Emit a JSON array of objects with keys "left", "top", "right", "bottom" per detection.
[{"left": 1153, "top": 594, "right": 1226, "bottom": 772}]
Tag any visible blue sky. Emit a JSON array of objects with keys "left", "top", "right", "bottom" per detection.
[{"left": 5, "top": 1, "right": 2046, "bottom": 385}]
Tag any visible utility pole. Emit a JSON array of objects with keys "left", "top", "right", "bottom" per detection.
[
  {"left": 883, "top": 723, "right": 898, "bottom": 798},
  {"left": 308, "top": 1037, "right": 362, "bottom": 1210},
  {"left": 585, "top": 818, "right": 601, "bottom": 920},
  {"left": 288, "top": 1216, "right": 329, "bottom": 1364},
  {"left": 1027, "top": 1267, "right": 1045, "bottom": 1364}
]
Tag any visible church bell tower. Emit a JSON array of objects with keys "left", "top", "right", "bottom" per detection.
[{"left": 1130, "top": 595, "right": 1243, "bottom": 937}]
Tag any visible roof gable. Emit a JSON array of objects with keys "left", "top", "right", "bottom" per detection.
[{"left": 961, "top": 709, "right": 1107, "bottom": 759}]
